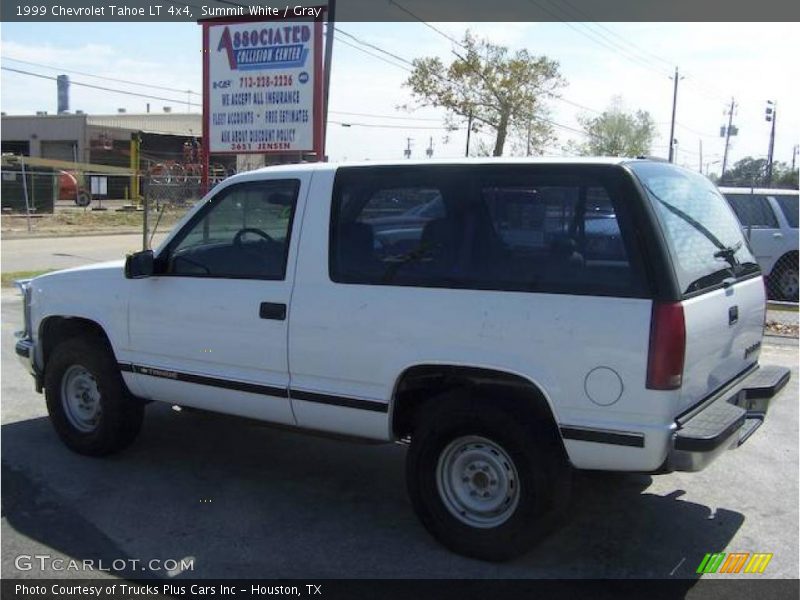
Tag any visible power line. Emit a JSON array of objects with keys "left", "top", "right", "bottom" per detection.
[
  {"left": 334, "top": 36, "right": 412, "bottom": 72},
  {"left": 387, "top": 0, "right": 466, "bottom": 48},
  {"left": 3, "top": 56, "right": 200, "bottom": 96},
  {"left": 334, "top": 27, "right": 415, "bottom": 68},
  {"left": 1, "top": 66, "right": 201, "bottom": 108},
  {"left": 384, "top": 1, "right": 611, "bottom": 119},
  {"left": 556, "top": 0, "right": 675, "bottom": 70},
  {"left": 330, "top": 110, "right": 443, "bottom": 122},
  {"left": 550, "top": 0, "right": 729, "bottom": 105},
  {"left": 330, "top": 27, "right": 598, "bottom": 141},
  {"left": 330, "top": 120, "right": 451, "bottom": 130},
  {"left": 526, "top": 0, "right": 671, "bottom": 79}
]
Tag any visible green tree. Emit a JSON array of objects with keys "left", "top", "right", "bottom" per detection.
[
  {"left": 569, "top": 97, "right": 656, "bottom": 157},
  {"left": 773, "top": 166, "right": 799, "bottom": 189},
  {"left": 404, "top": 32, "right": 564, "bottom": 157},
  {"left": 721, "top": 156, "right": 768, "bottom": 186},
  {"left": 720, "top": 157, "right": 798, "bottom": 188}
]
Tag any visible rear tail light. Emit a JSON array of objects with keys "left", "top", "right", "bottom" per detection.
[{"left": 647, "top": 301, "right": 686, "bottom": 390}]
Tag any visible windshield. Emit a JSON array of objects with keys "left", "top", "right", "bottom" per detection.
[{"left": 629, "top": 162, "right": 760, "bottom": 296}]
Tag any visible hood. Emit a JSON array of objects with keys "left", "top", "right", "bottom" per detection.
[{"left": 35, "top": 259, "right": 125, "bottom": 281}]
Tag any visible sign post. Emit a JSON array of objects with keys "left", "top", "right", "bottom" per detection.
[{"left": 201, "top": 11, "right": 326, "bottom": 195}]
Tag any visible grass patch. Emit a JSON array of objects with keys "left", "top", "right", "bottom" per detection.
[
  {"left": 2, "top": 208, "right": 186, "bottom": 236},
  {"left": 1, "top": 269, "right": 56, "bottom": 287}
]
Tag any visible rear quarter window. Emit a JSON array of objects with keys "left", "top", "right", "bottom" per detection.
[{"left": 330, "top": 165, "right": 648, "bottom": 297}]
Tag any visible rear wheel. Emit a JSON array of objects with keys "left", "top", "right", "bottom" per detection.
[
  {"left": 406, "top": 390, "right": 570, "bottom": 561},
  {"left": 44, "top": 337, "right": 144, "bottom": 456}
]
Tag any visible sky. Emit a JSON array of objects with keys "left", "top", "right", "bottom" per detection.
[{"left": 1, "top": 21, "right": 798, "bottom": 175}]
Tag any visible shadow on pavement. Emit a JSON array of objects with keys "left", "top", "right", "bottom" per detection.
[{"left": 1, "top": 403, "right": 744, "bottom": 581}]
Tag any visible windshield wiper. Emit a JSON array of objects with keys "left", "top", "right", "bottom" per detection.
[
  {"left": 713, "top": 241, "right": 742, "bottom": 264},
  {"left": 643, "top": 183, "right": 741, "bottom": 269}
]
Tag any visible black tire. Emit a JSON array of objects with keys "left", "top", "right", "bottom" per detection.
[
  {"left": 770, "top": 255, "right": 799, "bottom": 301},
  {"left": 44, "top": 337, "right": 144, "bottom": 456},
  {"left": 75, "top": 192, "right": 91, "bottom": 207},
  {"left": 406, "top": 389, "right": 570, "bottom": 561}
]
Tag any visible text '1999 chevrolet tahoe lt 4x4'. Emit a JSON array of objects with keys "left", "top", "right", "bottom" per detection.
[{"left": 15, "top": 158, "right": 791, "bottom": 561}]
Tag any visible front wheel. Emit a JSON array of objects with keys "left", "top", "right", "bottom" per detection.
[
  {"left": 44, "top": 337, "right": 144, "bottom": 456},
  {"left": 406, "top": 392, "right": 569, "bottom": 561},
  {"left": 773, "top": 261, "right": 799, "bottom": 301}
]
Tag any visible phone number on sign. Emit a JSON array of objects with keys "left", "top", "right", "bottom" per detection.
[{"left": 239, "top": 75, "right": 295, "bottom": 89}]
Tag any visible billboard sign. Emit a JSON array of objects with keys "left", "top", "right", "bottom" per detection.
[{"left": 203, "top": 17, "right": 323, "bottom": 156}]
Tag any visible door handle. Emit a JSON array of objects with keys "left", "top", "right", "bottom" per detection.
[
  {"left": 259, "top": 302, "right": 286, "bottom": 320},
  {"left": 773, "top": 232, "right": 783, "bottom": 238}
]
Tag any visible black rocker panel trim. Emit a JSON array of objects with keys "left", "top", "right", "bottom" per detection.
[
  {"left": 118, "top": 362, "right": 387, "bottom": 412},
  {"left": 560, "top": 426, "right": 645, "bottom": 448}
]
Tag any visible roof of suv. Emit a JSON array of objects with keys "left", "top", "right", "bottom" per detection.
[
  {"left": 246, "top": 156, "right": 654, "bottom": 176},
  {"left": 717, "top": 186, "right": 799, "bottom": 196}
]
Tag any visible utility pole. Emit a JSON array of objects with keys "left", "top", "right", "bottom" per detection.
[
  {"left": 465, "top": 111, "right": 473, "bottom": 157},
  {"left": 426, "top": 136, "right": 434, "bottom": 158},
  {"left": 698, "top": 139, "right": 703, "bottom": 173},
  {"left": 321, "top": 0, "right": 337, "bottom": 160},
  {"left": 792, "top": 144, "right": 798, "bottom": 171},
  {"left": 404, "top": 137, "right": 413, "bottom": 159},
  {"left": 668, "top": 67, "right": 682, "bottom": 162},
  {"left": 721, "top": 98, "right": 736, "bottom": 182},
  {"left": 765, "top": 100, "right": 777, "bottom": 186}
]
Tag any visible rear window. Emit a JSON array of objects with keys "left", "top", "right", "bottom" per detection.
[
  {"left": 629, "top": 163, "right": 760, "bottom": 296},
  {"left": 724, "top": 194, "right": 779, "bottom": 228},
  {"left": 774, "top": 194, "right": 799, "bottom": 228},
  {"left": 330, "top": 165, "right": 646, "bottom": 297}
]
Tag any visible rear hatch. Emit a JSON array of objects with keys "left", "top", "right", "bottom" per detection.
[{"left": 629, "top": 162, "right": 765, "bottom": 413}]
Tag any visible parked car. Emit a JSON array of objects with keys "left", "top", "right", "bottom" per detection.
[
  {"left": 15, "top": 158, "right": 790, "bottom": 561},
  {"left": 718, "top": 187, "right": 798, "bottom": 301}
]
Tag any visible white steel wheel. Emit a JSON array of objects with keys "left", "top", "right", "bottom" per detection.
[
  {"left": 436, "top": 435, "right": 521, "bottom": 529},
  {"left": 60, "top": 364, "right": 103, "bottom": 433}
]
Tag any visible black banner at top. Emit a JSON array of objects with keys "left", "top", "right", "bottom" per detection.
[{"left": 1, "top": 0, "right": 800, "bottom": 22}]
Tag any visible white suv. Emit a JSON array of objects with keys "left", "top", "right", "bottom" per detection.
[
  {"left": 15, "top": 158, "right": 790, "bottom": 561},
  {"left": 719, "top": 187, "right": 799, "bottom": 301}
]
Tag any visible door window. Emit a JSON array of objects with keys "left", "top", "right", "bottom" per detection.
[{"left": 164, "top": 180, "right": 299, "bottom": 280}]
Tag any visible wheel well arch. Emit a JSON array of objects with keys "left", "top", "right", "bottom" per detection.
[
  {"left": 390, "top": 364, "right": 562, "bottom": 443},
  {"left": 39, "top": 315, "right": 116, "bottom": 373}
]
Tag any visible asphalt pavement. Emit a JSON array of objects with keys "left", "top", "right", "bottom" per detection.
[
  {"left": 1, "top": 291, "right": 798, "bottom": 580},
  {"left": 1, "top": 233, "right": 169, "bottom": 273}
]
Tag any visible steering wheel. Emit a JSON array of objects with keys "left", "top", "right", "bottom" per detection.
[{"left": 233, "top": 227, "right": 274, "bottom": 247}]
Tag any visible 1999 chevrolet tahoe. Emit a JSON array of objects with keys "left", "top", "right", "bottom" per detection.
[{"left": 14, "top": 158, "right": 790, "bottom": 560}]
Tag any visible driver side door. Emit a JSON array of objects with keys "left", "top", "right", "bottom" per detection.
[{"left": 125, "top": 176, "right": 307, "bottom": 425}]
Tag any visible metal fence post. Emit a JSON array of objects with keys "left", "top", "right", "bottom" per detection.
[
  {"left": 20, "top": 156, "right": 32, "bottom": 233},
  {"left": 142, "top": 192, "right": 149, "bottom": 251}
]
